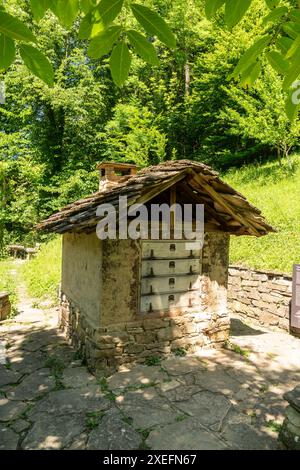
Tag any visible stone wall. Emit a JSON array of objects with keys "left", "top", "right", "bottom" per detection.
[
  {"left": 0, "top": 292, "right": 11, "bottom": 321},
  {"left": 228, "top": 266, "right": 292, "bottom": 331},
  {"left": 60, "top": 293, "right": 230, "bottom": 373}
]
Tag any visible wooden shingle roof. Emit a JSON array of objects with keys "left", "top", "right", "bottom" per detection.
[{"left": 37, "top": 160, "right": 275, "bottom": 237}]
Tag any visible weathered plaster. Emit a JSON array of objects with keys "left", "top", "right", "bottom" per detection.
[{"left": 61, "top": 232, "right": 102, "bottom": 328}]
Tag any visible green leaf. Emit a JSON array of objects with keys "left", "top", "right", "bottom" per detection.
[
  {"left": 131, "top": 4, "right": 176, "bottom": 49},
  {"left": 291, "top": 9, "right": 300, "bottom": 24},
  {"left": 240, "top": 62, "right": 261, "bottom": 87},
  {"left": 0, "top": 34, "right": 15, "bottom": 70},
  {"left": 285, "top": 34, "right": 300, "bottom": 59},
  {"left": 88, "top": 26, "right": 122, "bottom": 59},
  {"left": 30, "top": 0, "right": 52, "bottom": 21},
  {"left": 96, "top": 0, "right": 124, "bottom": 27},
  {"left": 19, "top": 44, "right": 54, "bottom": 86},
  {"left": 0, "top": 10, "right": 36, "bottom": 43},
  {"left": 265, "top": 0, "right": 280, "bottom": 9},
  {"left": 78, "top": 13, "right": 93, "bottom": 39},
  {"left": 127, "top": 30, "right": 159, "bottom": 65},
  {"left": 285, "top": 88, "right": 300, "bottom": 121},
  {"left": 80, "top": 0, "right": 97, "bottom": 14},
  {"left": 262, "top": 6, "right": 288, "bottom": 25},
  {"left": 110, "top": 41, "right": 131, "bottom": 87},
  {"left": 283, "top": 22, "right": 300, "bottom": 39},
  {"left": 266, "top": 51, "right": 289, "bottom": 75},
  {"left": 231, "top": 35, "right": 271, "bottom": 78},
  {"left": 205, "top": 0, "right": 225, "bottom": 19},
  {"left": 276, "top": 36, "right": 293, "bottom": 55},
  {"left": 283, "top": 54, "right": 300, "bottom": 90},
  {"left": 55, "top": 0, "right": 79, "bottom": 28},
  {"left": 225, "top": 0, "right": 252, "bottom": 28}
]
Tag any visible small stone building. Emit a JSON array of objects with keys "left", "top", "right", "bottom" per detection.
[{"left": 38, "top": 160, "right": 274, "bottom": 372}]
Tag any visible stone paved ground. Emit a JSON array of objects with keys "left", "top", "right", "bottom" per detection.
[{"left": 1, "top": 292, "right": 300, "bottom": 450}]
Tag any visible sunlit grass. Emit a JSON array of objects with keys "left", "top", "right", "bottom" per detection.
[
  {"left": 224, "top": 154, "right": 300, "bottom": 274},
  {"left": 0, "top": 259, "right": 17, "bottom": 312},
  {"left": 22, "top": 237, "right": 62, "bottom": 303}
]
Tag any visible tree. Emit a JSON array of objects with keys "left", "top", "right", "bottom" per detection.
[
  {"left": 223, "top": 65, "right": 300, "bottom": 160},
  {"left": 100, "top": 103, "right": 166, "bottom": 165}
]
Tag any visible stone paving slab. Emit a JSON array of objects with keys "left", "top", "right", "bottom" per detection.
[
  {"left": 62, "top": 367, "right": 98, "bottom": 389},
  {"left": 107, "top": 365, "right": 169, "bottom": 391},
  {"left": 28, "top": 386, "right": 111, "bottom": 419},
  {"left": 0, "top": 398, "right": 28, "bottom": 422},
  {"left": 22, "top": 413, "right": 87, "bottom": 450},
  {"left": 146, "top": 418, "right": 227, "bottom": 450},
  {"left": 0, "top": 368, "right": 21, "bottom": 388},
  {"left": 6, "top": 368, "right": 54, "bottom": 401},
  {"left": 86, "top": 409, "right": 142, "bottom": 450},
  {"left": 0, "top": 426, "right": 19, "bottom": 450},
  {"left": 1, "top": 300, "right": 300, "bottom": 450},
  {"left": 175, "top": 390, "right": 231, "bottom": 431},
  {"left": 115, "top": 389, "right": 177, "bottom": 429}
]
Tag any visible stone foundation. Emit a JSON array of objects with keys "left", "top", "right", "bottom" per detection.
[
  {"left": 228, "top": 266, "right": 292, "bottom": 332},
  {"left": 279, "top": 386, "right": 300, "bottom": 450},
  {"left": 60, "top": 293, "right": 230, "bottom": 373},
  {"left": 0, "top": 292, "right": 11, "bottom": 321}
]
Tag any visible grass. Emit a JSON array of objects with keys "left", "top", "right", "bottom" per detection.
[
  {"left": 144, "top": 355, "right": 162, "bottom": 366},
  {"left": 21, "top": 237, "right": 62, "bottom": 303},
  {"left": 226, "top": 341, "right": 250, "bottom": 358},
  {"left": 173, "top": 347, "right": 187, "bottom": 357},
  {"left": 224, "top": 154, "right": 300, "bottom": 274},
  {"left": 44, "top": 355, "right": 65, "bottom": 390},
  {"left": 85, "top": 411, "right": 105, "bottom": 430},
  {"left": 0, "top": 259, "right": 17, "bottom": 314},
  {"left": 266, "top": 420, "right": 282, "bottom": 434}
]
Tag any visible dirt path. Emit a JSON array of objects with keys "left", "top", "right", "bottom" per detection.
[{"left": 0, "top": 274, "right": 300, "bottom": 450}]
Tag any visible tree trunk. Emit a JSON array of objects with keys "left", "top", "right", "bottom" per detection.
[{"left": 185, "top": 63, "right": 190, "bottom": 97}]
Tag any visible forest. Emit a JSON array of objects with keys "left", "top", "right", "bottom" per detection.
[{"left": 0, "top": 0, "right": 300, "bottom": 253}]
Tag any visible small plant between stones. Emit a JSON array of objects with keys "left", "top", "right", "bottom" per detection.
[
  {"left": 137, "top": 428, "right": 151, "bottom": 450},
  {"left": 145, "top": 355, "right": 162, "bottom": 366},
  {"left": 45, "top": 355, "right": 65, "bottom": 390},
  {"left": 174, "top": 347, "right": 187, "bottom": 357},
  {"left": 266, "top": 420, "right": 282, "bottom": 434},
  {"left": 85, "top": 411, "right": 105, "bottom": 430},
  {"left": 226, "top": 342, "right": 250, "bottom": 358},
  {"left": 98, "top": 377, "right": 116, "bottom": 402}
]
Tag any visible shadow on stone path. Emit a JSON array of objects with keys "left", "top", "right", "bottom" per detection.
[{"left": 1, "top": 284, "right": 300, "bottom": 449}]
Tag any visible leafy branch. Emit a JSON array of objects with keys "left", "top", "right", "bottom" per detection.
[
  {"left": 0, "top": 0, "right": 176, "bottom": 87},
  {"left": 205, "top": 0, "right": 300, "bottom": 120}
]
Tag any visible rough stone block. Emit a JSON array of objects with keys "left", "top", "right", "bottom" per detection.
[
  {"left": 143, "top": 318, "right": 169, "bottom": 330},
  {"left": 156, "top": 326, "right": 183, "bottom": 342}
]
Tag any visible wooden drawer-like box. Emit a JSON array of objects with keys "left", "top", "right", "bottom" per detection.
[{"left": 140, "top": 241, "right": 202, "bottom": 313}]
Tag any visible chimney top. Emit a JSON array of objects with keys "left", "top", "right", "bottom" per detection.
[{"left": 97, "top": 161, "right": 138, "bottom": 192}]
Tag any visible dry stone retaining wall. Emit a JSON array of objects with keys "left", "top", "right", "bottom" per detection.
[{"left": 228, "top": 265, "right": 292, "bottom": 331}]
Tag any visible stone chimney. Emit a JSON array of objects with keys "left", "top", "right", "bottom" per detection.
[{"left": 96, "top": 162, "right": 138, "bottom": 192}]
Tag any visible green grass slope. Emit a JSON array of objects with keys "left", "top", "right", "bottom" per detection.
[
  {"left": 21, "top": 237, "right": 62, "bottom": 303},
  {"left": 224, "top": 154, "right": 300, "bottom": 275},
  {"left": 0, "top": 260, "right": 18, "bottom": 313}
]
